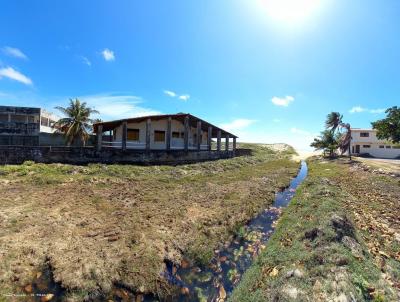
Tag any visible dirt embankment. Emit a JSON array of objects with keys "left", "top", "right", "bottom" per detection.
[
  {"left": 0, "top": 143, "right": 298, "bottom": 301},
  {"left": 230, "top": 157, "right": 400, "bottom": 302}
]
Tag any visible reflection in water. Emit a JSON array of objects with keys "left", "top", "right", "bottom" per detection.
[{"left": 150, "top": 161, "right": 308, "bottom": 302}]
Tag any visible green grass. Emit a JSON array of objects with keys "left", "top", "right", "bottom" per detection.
[
  {"left": 0, "top": 143, "right": 301, "bottom": 299},
  {"left": 230, "top": 159, "right": 399, "bottom": 302}
]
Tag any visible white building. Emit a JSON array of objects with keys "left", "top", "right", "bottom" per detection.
[
  {"left": 93, "top": 113, "right": 238, "bottom": 152},
  {"left": 350, "top": 128, "right": 400, "bottom": 159},
  {"left": 40, "top": 109, "right": 60, "bottom": 133}
]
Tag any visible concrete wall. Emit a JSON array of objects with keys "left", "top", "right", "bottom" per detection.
[
  {"left": 0, "top": 146, "right": 235, "bottom": 165},
  {"left": 39, "top": 133, "right": 96, "bottom": 147}
]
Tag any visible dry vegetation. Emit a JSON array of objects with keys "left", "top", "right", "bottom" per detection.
[
  {"left": 0, "top": 144, "right": 298, "bottom": 301},
  {"left": 230, "top": 157, "right": 400, "bottom": 302}
]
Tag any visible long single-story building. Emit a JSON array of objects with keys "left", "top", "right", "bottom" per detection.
[
  {"left": 93, "top": 113, "right": 238, "bottom": 153},
  {"left": 350, "top": 128, "right": 400, "bottom": 159}
]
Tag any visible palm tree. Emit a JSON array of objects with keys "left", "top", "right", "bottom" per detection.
[
  {"left": 54, "top": 99, "right": 99, "bottom": 146},
  {"left": 325, "top": 112, "right": 352, "bottom": 160}
]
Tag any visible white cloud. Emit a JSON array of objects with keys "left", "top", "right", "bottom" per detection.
[
  {"left": 369, "top": 108, "right": 385, "bottom": 114},
  {"left": 164, "top": 90, "right": 177, "bottom": 97},
  {"left": 2, "top": 46, "right": 28, "bottom": 60},
  {"left": 78, "top": 94, "right": 160, "bottom": 120},
  {"left": 349, "top": 106, "right": 385, "bottom": 114},
  {"left": 164, "top": 90, "right": 191, "bottom": 101},
  {"left": 101, "top": 48, "right": 115, "bottom": 61},
  {"left": 220, "top": 119, "right": 256, "bottom": 132},
  {"left": 0, "top": 67, "right": 33, "bottom": 85},
  {"left": 349, "top": 106, "right": 366, "bottom": 113},
  {"left": 232, "top": 126, "right": 317, "bottom": 152},
  {"left": 271, "top": 95, "right": 294, "bottom": 107},
  {"left": 81, "top": 56, "right": 91, "bottom": 66},
  {"left": 178, "top": 94, "right": 190, "bottom": 101},
  {"left": 290, "top": 127, "right": 312, "bottom": 136},
  {"left": 273, "top": 118, "right": 281, "bottom": 123}
]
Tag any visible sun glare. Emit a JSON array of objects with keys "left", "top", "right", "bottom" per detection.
[{"left": 262, "top": 0, "right": 321, "bottom": 23}]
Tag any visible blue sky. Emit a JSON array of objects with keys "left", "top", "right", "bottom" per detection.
[{"left": 0, "top": 0, "right": 399, "bottom": 150}]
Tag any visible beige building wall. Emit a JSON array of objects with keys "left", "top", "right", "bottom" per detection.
[{"left": 112, "top": 118, "right": 209, "bottom": 150}]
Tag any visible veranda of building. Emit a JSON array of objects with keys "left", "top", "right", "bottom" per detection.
[{"left": 93, "top": 113, "right": 238, "bottom": 153}]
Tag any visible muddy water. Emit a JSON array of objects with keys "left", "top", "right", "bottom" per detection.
[
  {"left": 149, "top": 160, "right": 308, "bottom": 302},
  {"left": 26, "top": 161, "right": 307, "bottom": 302}
]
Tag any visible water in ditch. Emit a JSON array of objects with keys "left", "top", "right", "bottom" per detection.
[{"left": 149, "top": 160, "right": 308, "bottom": 301}]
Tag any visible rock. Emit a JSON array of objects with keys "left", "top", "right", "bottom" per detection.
[
  {"left": 304, "top": 228, "right": 323, "bottom": 241},
  {"left": 313, "top": 280, "right": 322, "bottom": 291},
  {"left": 24, "top": 284, "right": 33, "bottom": 293},
  {"left": 282, "top": 285, "right": 299, "bottom": 299},
  {"left": 219, "top": 285, "right": 227, "bottom": 300},
  {"left": 293, "top": 269, "right": 304, "bottom": 278},
  {"left": 286, "top": 269, "right": 304, "bottom": 278},
  {"left": 334, "top": 293, "right": 348, "bottom": 302},
  {"left": 41, "top": 294, "right": 54, "bottom": 302},
  {"left": 341, "top": 236, "right": 364, "bottom": 259},
  {"left": 334, "top": 256, "right": 349, "bottom": 266},
  {"left": 331, "top": 215, "right": 355, "bottom": 240}
]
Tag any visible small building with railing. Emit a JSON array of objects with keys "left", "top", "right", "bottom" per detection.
[{"left": 93, "top": 113, "right": 238, "bottom": 154}]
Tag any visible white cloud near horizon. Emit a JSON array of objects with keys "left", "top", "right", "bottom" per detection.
[
  {"left": 0, "top": 67, "right": 33, "bottom": 85},
  {"left": 101, "top": 48, "right": 115, "bottom": 61},
  {"left": 78, "top": 94, "right": 160, "bottom": 120},
  {"left": 2, "top": 46, "right": 28, "bottom": 60},
  {"left": 164, "top": 90, "right": 177, "bottom": 97},
  {"left": 220, "top": 119, "right": 256, "bottom": 132},
  {"left": 349, "top": 106, "right": 385, "bottom": 114},
  {"left": 290, "top": 127, "right": 312, "bottom": 136},
  {"left": 271, "top": 95, "right": 294, "bottom": 107},
  {"left": 178, "top": 94, "right": 190, "bottom": 101},
  {"left": 234, "top": 127, "right": 316, "bottom": 152}
]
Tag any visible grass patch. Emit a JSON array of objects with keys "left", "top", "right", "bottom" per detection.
[
  {"left": 0, "top": 143, "right": 299, "bottom": 299},
  {"left": 230, "top": 158, "right": 399, "bottom": 302}
]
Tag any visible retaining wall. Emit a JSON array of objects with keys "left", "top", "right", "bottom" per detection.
[{"left": 0, "top": 146, "right": 236, "bottom": 165}]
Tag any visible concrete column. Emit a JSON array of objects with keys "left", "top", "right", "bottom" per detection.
[
  {"left": 208, "top": 126, "right": 212, "bottom": 151},
  {"left": 122, "top": 121, "right": 127, "bottom": 151},
  {"left": 184, "top": 116, "right": 189, "bottom": 152},
  {"left": 97, "top": 125, "right": 103, "bottom": 152},
  {"left": 146, "top": 118, "right": 151, "bottom": 151},
  {"left": 196, "top": 121, "right": 202, "bottom": 151},
  {"left": 166, "top": 117, "right": 172, "bottom": 151},
  {"left": 225, "top": 135, "right": 229, "bottom": 151},
  {"left": 217, "top": 130, "right": 221, "bottom": 151},
  {"left": 233, "top": 137, "right": 237, "bottom": 155}
]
